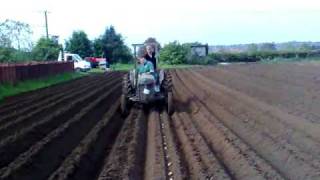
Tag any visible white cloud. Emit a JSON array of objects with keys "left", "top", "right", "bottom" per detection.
[{"left": 1, "top": 0, "right": 320, "bottom": 45}]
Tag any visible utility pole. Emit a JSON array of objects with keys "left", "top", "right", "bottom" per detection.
[{"left": 44, "top": 10, "right": 49, "bottom": 39}]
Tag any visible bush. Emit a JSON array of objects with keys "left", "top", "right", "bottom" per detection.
[
  {"left": 159, "top": 41, "right": 188, "bottom": 64},
  {"left": 32, "top": 37, "right": 60, "bottom": 61},
  {"left": 160, "top": 41, "right": 320, "bottom": 65},
  {"left": 206, "top": 50, "right": 320, "bottom": 63},
  {"left": 187, "top": 55, "right": 218, "bottom": 65},
  {"left": 0, "top": 47, "right": 14, "bottom": 62},
  {"left": 0, "top": 47, "right": 33, "bottom": 62}
]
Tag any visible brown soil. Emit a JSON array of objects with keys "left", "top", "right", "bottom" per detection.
[{"left": 0, "top": 63, "right": 319, "bottom": 180}]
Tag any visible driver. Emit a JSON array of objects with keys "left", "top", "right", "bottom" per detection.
[
  {"left": 145, "top": 45, "right": 157, "bottom": 70},
  {"left": 137, "top": 54, "right": 154, "bottom": 74},
  {"left": 137, "top": 52, "right": 160, "bottom": 92}
]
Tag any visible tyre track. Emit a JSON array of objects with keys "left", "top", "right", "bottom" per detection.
[
  {"left": 144, "top": 109, "right": 167, "bottom": 179},
  {"left": 97, "top": 108, "right": 146, "bottom": 180},
  {"left": 159, "top": 110, "right": 188, "bottom": 180}
]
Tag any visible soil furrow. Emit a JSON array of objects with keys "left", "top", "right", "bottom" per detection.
[
  {"left": 0, "top": 64, "right": 319, "bottom": 180},
  {"left": 0, "top": 76, "right": 111, "bottom": 139},
  {"left": 171, "top": 112, "right": 209, "bottom": 179},
  {"left": 0, "top": 83, "right": 121, "bottom": 180},
  {"left": 144, "top": 109, "right": 167, "bottom": 179},
  {"left": 47, "top": 100, "right": 120, "bottom": 180},
  {"left": 97, "top": 108, "right": 146, "bottom": 180},
  {"left": 177, "top": 69, "right": 320, "bottom": 179},
  {"left": 0, "top": 76, "right": 121, "bottom": 168},
  {"left": 0, "top": 74, "right": 114, "bottom": 126},
  {"left": 172, "top": 76, "right": 283, "bottom": 179},
  {"left": 199, "top": 67, "right": 320, "bottom": 123},
  {"left": 0, "top": 75, "right": 96, "bottom": 114},
  {"left": 159, "top": 110, "right": 188, "bottom": 180},
  {"left": 188, "top": 69, "right": 320, "bottom": 159}
]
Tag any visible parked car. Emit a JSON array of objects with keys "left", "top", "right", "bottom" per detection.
[
  {"left": 85, "top": 57, "right": 107, "bottom": 68},
  {"left": 98, "top": 59, "right": 111, "bottom": 71},
  {"left": 58, "top": 51, "right": 91, "bottom": 72}
]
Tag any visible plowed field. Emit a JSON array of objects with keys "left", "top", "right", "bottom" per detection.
[{"left": 1, "top": 63, "right": 320, "bottom": 180}]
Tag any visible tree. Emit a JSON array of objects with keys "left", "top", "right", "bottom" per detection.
[
  {"left": 32, "top": 37, "right": 60, "bottom": 61},
  {"left": 247, "top": 43, "right": 258, "bottom": 53},
  {"left": 93, "top": 38, "right": 104, "bottom": 57},
  {"left": 0, "top": 19, "right": 33, "bottom": 62},
  {"left": 259, "top": 42, "right": 276, "bottom": 51},
  {"left": 65, "top": 30, "right": 93, "bottom": 58},
  {"left": 0, "top": 19, "right": 33, "bottom": 50},
  {"left": 0, "top": 47, "right": 14, "bottom": 62},
  {"left": 159, "top": 41, "right": 188, "bottom": 64},
  {"left": 282, "top": 42, "right": 297, "bottom": 51},
  {"left": 97, "top": 26, "right": 132, "bottom": 63},
  {"left": 299, "top": 43, "right": 313, "bottom": 51}
]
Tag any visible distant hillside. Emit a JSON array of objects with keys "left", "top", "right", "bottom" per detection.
[{"left": 209, "top": 42, "right": 320, "bottom": 53}]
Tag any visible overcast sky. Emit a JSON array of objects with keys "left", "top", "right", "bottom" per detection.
[{"left": 1, "top": 0, "right": 320, "bottom": 46}]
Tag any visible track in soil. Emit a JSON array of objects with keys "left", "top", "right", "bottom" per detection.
[{"left": 0, "top": 63, "right": 320, "bottom": 180}]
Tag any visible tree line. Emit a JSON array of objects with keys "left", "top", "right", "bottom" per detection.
[
  {"left": 1, "top": 19, "right": 320, "bottom": 65},
  {"left": 0, "top": 19, "right": 133, "bottom": 63},
  {"left": 159, "top": 41, "right": 320, "bottom": 65}
]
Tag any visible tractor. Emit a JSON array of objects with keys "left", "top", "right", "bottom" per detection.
[{"left": 120, "top": 43, "right": 173, "bottom": 115}]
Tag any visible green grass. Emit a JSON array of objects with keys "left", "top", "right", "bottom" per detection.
[
  {"left": 87, "top": 68, "right": 107, "bottom": 74},
  {"left": 111, "top": 63, "right": 135, "bottom": 71},
  {"left": 260, "top": 57, "right": 320, "bottom": 64},
  {"left": 158, "top": 63, "right": 196, "bottom": 69},
  {"left": 0, "top": 72, "right": 85, "bottom": 102},
  {"left": 85, "top": 64, "right": 135, "bottom": 73}
]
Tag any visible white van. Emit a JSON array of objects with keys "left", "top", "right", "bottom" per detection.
[{"left": 58, "top": 51, "right": 91, "bottom": 71}]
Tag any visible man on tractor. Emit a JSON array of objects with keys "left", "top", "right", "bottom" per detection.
[
  {"left": 120, "top": 42, "right": 173, "bottom": 115},
  {"left": 137, "top": 50, "right": 160, "bottom": 92},
  {"left": 145, "top": 44, "right": 157, "bottom": 70},
  {"left": 137, "top": 54, "right": 154, "bottom": 74}
]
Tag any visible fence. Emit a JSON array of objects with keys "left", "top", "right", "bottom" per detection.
[{"left": 0, "top": 61, "right": 74, "bottom": 84}]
